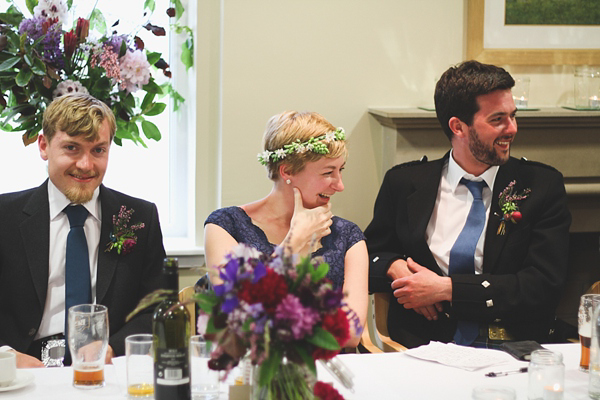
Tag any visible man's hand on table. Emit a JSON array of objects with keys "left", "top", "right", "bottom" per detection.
[{"left": 11, "top": 349, "right": 44, "bottom": 368}]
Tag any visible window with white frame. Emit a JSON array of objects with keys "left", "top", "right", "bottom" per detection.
[{"left": 0, "top": 0, "right": 196, "bottom": 248}]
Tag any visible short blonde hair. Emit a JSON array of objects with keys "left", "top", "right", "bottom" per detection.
[
  {"left": 263, "top": 111, "right": 347, "bottom": 180},
  {"left": 42, "top": 93, "right": 116, "bottom": 142}
]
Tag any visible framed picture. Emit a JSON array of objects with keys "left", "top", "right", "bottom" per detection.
[{"left": 467, "top": 0, "right": 600, "bottom": 65}]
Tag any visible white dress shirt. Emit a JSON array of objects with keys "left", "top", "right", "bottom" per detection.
[
  {"left": 425, "top": 151, "right": 499, "bottom": 276},
  {"left": 35, "top": 180, "right": 102, "bottom": 339}
]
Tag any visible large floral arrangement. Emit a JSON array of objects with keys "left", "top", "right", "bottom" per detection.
[
  {"left": 0, "top": 0, "right": 193, "bottom": 146},
  {"left": 196, "top": 243, "right": 358, "bottom": 399}
]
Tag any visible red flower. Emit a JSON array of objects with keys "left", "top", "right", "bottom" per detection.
[
  {"left": 76, "top": 18, "right": 90, "bottom": 42},
  {"left": 314, "top": 381, "right": 344, "bottom": 400},
  {"left": 64, "top": 30, "right": 77, "bottom": 58},
  {"left": 238, "top": 268, "right": 288, "bottom": 314},
  {"left": 312, "top": 308, "right": 350, "bottom": 361}
]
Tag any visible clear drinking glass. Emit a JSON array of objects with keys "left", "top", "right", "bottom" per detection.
[
  {"left": 126, "top": 334, "right": 154, "bottom": 398},
  {"left": 190, "top": 335, "right": 219, "bottom": 400},
  {"left": 512, "top": 76, "right": 530, "bottom": 109},
  {"left": 574, "top": 67, "right": 600, "bottom": 109},
  {"left": 68, "top": 304, "right": 109, "bottom": 389},
  {"left": 579, "top": 294, "right": 600, "bottom": 371}
]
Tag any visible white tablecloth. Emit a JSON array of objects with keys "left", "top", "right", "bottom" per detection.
[{"left": 0, "top": 343, "right": 590, "bottom": 399}]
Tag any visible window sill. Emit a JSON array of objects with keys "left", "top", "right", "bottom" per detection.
[{"left": 164, "top": 237, "right": 205, "bottom": 269}]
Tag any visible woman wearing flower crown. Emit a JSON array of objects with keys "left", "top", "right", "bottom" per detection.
[{"left": 204, "top": 110, "right": 367, "bottom": 347}]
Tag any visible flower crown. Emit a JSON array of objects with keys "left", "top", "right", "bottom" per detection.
[{"left": 257, "top": 128, "right": 346, "bottom": 166}]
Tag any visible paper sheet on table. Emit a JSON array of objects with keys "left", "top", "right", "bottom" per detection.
[{"left": 404, "top": 341, "right": 512, "bottom": 371}]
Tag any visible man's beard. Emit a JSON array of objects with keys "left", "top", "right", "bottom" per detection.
[
  {"left": 64, "top": 185, "right": 95, "bottom": 204},
  {"left": 468, "top": 127, "right": 510, "bottom": 167}
]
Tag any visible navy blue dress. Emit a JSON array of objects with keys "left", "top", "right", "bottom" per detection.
[{"left": 205, "top": 206, "right": 365, "bottom": 289}]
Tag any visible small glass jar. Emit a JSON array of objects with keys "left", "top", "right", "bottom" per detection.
[{"left": 527, "top": 350, "right": 564, "bottom": 400}]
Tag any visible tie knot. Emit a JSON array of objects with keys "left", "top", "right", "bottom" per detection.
[
  {"left": 460, "top": 178, "right": 486, "bottom": 200},
  {"left": 64, "top": 205, "right": 88, "bottom": 227}
]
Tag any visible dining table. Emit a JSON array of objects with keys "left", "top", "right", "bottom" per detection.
[{"left": 0, "top": 343, "right": 591, "bottom": 399}]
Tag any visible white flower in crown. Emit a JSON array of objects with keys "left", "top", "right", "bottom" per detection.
[
  {"left": 324, "top": 131, "right": 336, "bottom": 142},
  {"left": 306, "top": 143, "right": 315, "bottom": 151},
  {"left": 258, "top": 150, "right": 272, "bottom": 165},
  {"left": 297, "top": 144, "right": 307, "bottom": 153},
  {"left": 274, "top": 149, "right": 287, "bottom": 159}
]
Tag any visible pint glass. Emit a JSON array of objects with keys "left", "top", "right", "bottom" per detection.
[
  {"left": 580, "top": 294, "right": 600, "bottom": 371},
  {"left": 68, "top": 304, "right": 109, "bottom": 389}
]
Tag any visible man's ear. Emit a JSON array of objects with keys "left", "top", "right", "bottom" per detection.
[
  {"left": 38, "top": 134, "right": 49, "bottom": 161},
  {"left": 448, "top": 117, "right": 468, "bottom": 139}
]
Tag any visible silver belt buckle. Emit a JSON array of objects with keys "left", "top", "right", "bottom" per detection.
[{"left": 41, "top": 338, "right": 65, "bottom": 367}]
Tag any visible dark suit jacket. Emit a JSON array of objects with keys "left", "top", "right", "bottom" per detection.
[
  {"left": 365, "top": 154, "right": 571, "bottom": 348},
  {"left": 0, "top": 181, "right": 167, "bottom": 357}
]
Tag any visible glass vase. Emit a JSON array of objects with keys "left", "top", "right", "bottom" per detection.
[{"left": 252, "top": 359, "right": 316, "bottom": 400}]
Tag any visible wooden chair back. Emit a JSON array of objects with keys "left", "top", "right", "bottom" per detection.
[{"left": 178, "top": 286, "right": 196, "bottom": 329}]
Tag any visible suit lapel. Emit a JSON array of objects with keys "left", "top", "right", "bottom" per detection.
[
  {"left": 96, "top": 185, "right": 119, "bottom": 304},
  {"left": 483, "top": 158, "right": 519, "bottom": 273},
  {"left": 406, "top": 156, "right": 447, "bottom": 275},
  {"left": 20, "top": 181, "right": 51, "bottom": 308}
]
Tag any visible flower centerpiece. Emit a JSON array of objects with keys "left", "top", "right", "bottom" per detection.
[
  {"left": 0, "top": 0, "right": 194, "bottom": 146},
  {"left": 196, "top": 243, "right": 359, "bottom": 400}
]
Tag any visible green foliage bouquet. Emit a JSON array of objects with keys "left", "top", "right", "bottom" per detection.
[{"left": 0, "top": 0, "right": 193, "bottom": 146}]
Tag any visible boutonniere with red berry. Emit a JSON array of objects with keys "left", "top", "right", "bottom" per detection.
[
  {"left": 496, "top": 180, "right": 531, "bottom": 235},
  {"left": 105, "top": 206, "right": 145, "bottom": 255}
]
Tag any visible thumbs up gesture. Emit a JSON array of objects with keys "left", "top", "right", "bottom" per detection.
[{"left": 286, "top": 187, "right": 333, "bottom": 255}]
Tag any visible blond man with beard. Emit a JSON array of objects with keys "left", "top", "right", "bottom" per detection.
[{"left": 0, "top": 94, "right": 166, "bottom": 367}]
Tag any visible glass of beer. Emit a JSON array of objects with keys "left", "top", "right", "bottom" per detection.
[
  {"left": 579, "top": 294, "right": 600, "bottom": 371},
  {"left": 68, "top": 304, "right": 109, "bottom": 389},
  {"left": 126, "top": 334, "right": 154, "bottom": 398}
]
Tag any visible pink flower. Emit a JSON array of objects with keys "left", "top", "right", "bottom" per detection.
[
  {"left": 122, "top": 238, "right": 136, "bottom": 254},
  {"left": 119, "top": 49, "right": 151, "bottom": 93}
]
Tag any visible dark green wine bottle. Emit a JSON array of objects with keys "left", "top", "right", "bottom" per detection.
[{"left": 153, "top": 258, "right": 191, "bottom": 400}]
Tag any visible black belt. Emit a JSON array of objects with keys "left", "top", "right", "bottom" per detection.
[{"left": 29, "top": 334, "right": 66, "bottom": 367}]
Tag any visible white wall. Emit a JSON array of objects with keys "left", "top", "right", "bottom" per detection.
[{"left": 195, "top": 0, "right": 588, "bottom": 236}]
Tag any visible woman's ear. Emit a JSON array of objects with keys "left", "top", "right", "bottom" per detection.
[{"left": 279, "top": 163, "right": 292, "bottom": 182}]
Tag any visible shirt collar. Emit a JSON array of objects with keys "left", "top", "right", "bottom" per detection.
[
  {"left": 447, "top": 150, "right": 499, "bottom": 193},
  {"left": 47, "top": 179, "right": 101, "bottom": 222}
]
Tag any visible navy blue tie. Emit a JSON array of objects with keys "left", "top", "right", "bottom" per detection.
[
  {"left": 64, "top": 205, "right": 92, "bottom": 362},
  {"left": 449, "top": 178, "right": 487, "bottom": 345}
]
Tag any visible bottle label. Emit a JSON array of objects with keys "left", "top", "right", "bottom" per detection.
[{"left": 155, "top": 348, "right": 190, "bottom": 385}]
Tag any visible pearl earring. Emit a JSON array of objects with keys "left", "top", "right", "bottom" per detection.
[{"left": 286, "top": 179, "right": 291, "bottom": 185}]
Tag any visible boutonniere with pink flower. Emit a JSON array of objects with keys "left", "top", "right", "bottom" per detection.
[
  {"left": 105, "top": 205, "right": 145, "bottom": 255},
  {"left": 496, "top": 180, "right": 531, "bottom": 235}
]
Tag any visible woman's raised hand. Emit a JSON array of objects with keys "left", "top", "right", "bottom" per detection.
[{"left": 287, "top": 187, "right": 333, "bottom": 255}]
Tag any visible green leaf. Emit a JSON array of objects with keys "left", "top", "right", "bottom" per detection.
[
  {"left": 193, "top": 292, "right": 219, "bottom": 313},
  {"left": 146, "top": 51, "right": 161, "bottom": 66},
  {"left": 26, "top": 0, "right": 37, "bottom": 14},
  {"left": 89, "top": 9, "right": 107, "bottom": 36},
  {"left": 0, "top": 56, "right": 20, "bottom": 72},
  {"left": 311, "top": 262, "right": 329, "bottom": 283},
  {"left": 66, "top": 0, "right": 73, "bottom": 10},
  {"left": 0, "top": 12, "right": 23, "bottom": 26},
  {"left": 293, "top": 344, "right": 317, "bottom": 375},
  {"left": 181, "top": 38, "right": 193, "bottom": 71},
  {"left": 31, "top": 57, "right": 46, "bottom": 76},
  {"left": 171, "top": 0, "right": 185, "bottom": 20},
  {"left": 204, "top": 316, "right": 219, "bottom": 334},
  {"left": 144, "top": 0, "right": 156, "bottom": 12},
  {"left": 306, "top": 327, "right": 340, "bottom": 350},
  {"left": 23, "top": 53, "right": 33, "bottom": 67},
  {"left": 140, "top": 92, "right": 156, "bottom": 112},
  {"left": 142, "top": 79, "right": 163, "bottom": 95},
  {"left": 15, "top": 69, "right": 33, "bottom": 87},
  {"left": 119, "top": 38, "right": 127, "bottom": 58},
  {"left": 258, "top": 347, "right": 283, "bottom": 387},
  {"left": 141, "top": 120, "right": 161, "bottom": 141},
  {"left": 144, "top": 102, "right": 166, "bottom": 116}
]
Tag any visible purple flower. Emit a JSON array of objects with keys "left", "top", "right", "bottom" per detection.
[
  {"left": 108, "top": 34, "right": 128, "bottom": 54},
  {"left": 275, "top": 294, "right": 319, "bottom": 340},
  {"left": 320, "top": 286, "right": 344, "bottom": 309},
  {"left": 42, "top": 24, "right": 64, "bottom": 70},
  {"left": 19, "top": 17, "right": 46, "bottom": 41}
]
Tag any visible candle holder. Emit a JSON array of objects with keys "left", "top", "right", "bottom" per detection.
[
  {"left": 574, "top": 67, "right": 600, "bottom": 110},
  {"left": 512, "top": 77, "right": 530, "bottom": 109},
  {"left": 528, "top": 350, "right": 564, "bottom": 400}
]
